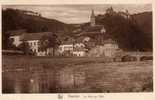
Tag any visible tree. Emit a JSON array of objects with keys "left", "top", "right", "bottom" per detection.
[{"left": 39, "top": 34, "right": 60, "bottom": 56}]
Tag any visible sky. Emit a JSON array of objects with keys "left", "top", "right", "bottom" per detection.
[{"left": 3, "top": 4, "right": 152, "bottom": 24}]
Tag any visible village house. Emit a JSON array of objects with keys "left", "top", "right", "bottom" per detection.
[
  {"left": 58, "top": 43, "right": 86, "bottom": 57},
  {"left": 9, "top": 30, "right": 86, "bottom": 56},
  {"left": 21, "top": 32, "right": 56, "bottom": 56},
  {"left": 87, "top": 39, "right": 119, "bottom": 57},
  {"left": 58, "top": 42, "right": 86, "bottom": 57},
  {"left": 9, "top": 29, "right": 26, "bottom": 47},
  {"left": 9, "top": 31, "right": 54, "bottom": 56},
  {"left": 58, "top": 44, "right": 73, "bottom": 54},
  {"left": 57, "top": 37, "right": 86, "bottom": 57},
  {"left": 73, "top": 39, "right": 87, "bottom": 57},
  {"left": 57, "top": 37, "right": 74, "bottom": 56},
  {"left": 73, "top": 47, "right": 86, "bottom": 57},
  {"left": 102, "top": 39, "right": 119, "bottom": 57}
]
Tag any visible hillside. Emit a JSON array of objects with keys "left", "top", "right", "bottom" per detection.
[
  {"left": 2, "top": 8, "right": 75, "bottom": 49},
  {"left": 132, "top": 12, "right": 152, "bottom": 35},
  {"left": 2, "top": 8, "right": 74, "bottom": 34},
  {"left": 94, "top": 11, "right": 152, "bottom": 51},
  {"left": 132, "top": 12, "right": 152, "bottom": 47}
]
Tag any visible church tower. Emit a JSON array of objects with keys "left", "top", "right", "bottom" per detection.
[{"left": 90, "top": 10, "right": 96, "bottom": 26}]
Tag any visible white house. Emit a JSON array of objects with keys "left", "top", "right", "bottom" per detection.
[
  {"left": 73, "top": 50, "right": 86, "bottom": 57},
  {"left": 57, "top": 37, "right": 74, "bottom": 56},
  {"left": 26, "top": 40, "right": 39, "bottom": 55},
  {"left": 73, "top": 43, "right": 86, "bottom": 57},
  {"left": 9, "top": 32, "right": 54, "bottom": 56},
  {"left": 58, "top": 42, "right": 86, "bottom": 57},
  {"left": 9, "top": 30, "right": 87, "bottom": 57},
  {"left": 8, "top": 29, "right": 26, "bottom": 47},
  {"left": 103, "top": 39, "right": 119, "bottom": 57},
  {"left": 58, "top": 44, "right": 74, "bottom": 54},
  {"left": 10, "top": 35, "right": 22, "bottom": 47},
  {"left": 21, "top": 32, "right": 55, "bottom": 56}
]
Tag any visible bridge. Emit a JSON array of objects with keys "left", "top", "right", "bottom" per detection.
[{"left": 123, "top": 52, "right": 153, "bottom": 61}]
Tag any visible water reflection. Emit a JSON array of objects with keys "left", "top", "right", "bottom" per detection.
[
  {"left": 29, "top": 73, "right": 40, "bottom": 93},
  {"left": 14, "top": 79, "right": 22, "bottom": 93},
  {"left": 2, "top": 67, "right": 86, "bottom": 93}
]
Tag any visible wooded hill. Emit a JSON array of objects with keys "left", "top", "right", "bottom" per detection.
[
  {"left": 2, "top": 8, "right": 74, "bottom": 34},
  {"left": 2, "top": 8, "right": 74, "bottom": 49},
  {"left": 95, "top": 10, "right": 152, "bottom": 51}
]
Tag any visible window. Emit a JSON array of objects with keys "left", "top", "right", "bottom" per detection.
[
  {"left": 79, "top": 54, "right": 81, "bottom": 56},
  {"left": 34, "top": 42, "right": 36, "bottom": 46},
  {"left": 59, "top": 47, "right": 62, "bottom": 50},
  {"left": 34, "top": 49, "right": 36, "bottom": 53},
  {"left": 10, "top": 38, "right": 14, "bottom": 42},
  {"left": 29, "top": 42, "right": 31, "bottom": 46},
  {"left": 38, "top": 41, "right": 41, "bottom": 46},
  {"left": 36, "top": 48, "right": 38, "bottom": 53}
]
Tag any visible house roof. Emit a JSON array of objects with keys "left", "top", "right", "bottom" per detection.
[
  {"left": 75, "top": 36, "right": 85, "bottom": 43},
  {"left": 73, "top": 47, "right": 86, "bottom": 52},
  {"left": 61, "top": 37, "right": 75, "bottom": 44},
  {"left": 20, "top": 32, "right": 53, "bottom": 41},
  {"left": 85, "top": 25, "right": 103, "bottom": 32},
  {"left": 104, "top": 39, "right": 117, "bottom": 44},
  {"left": 78, "top": 25, "right": 105, "bottom": 36}
]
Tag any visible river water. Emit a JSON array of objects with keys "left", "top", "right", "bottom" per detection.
[
  {"left": 2, "top": 61, "right": 153, "bottom": 93},
  {"left": 2, "top": 66, "right": 86, "bottom": 93}
]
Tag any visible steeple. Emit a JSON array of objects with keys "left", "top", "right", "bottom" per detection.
[{"left": 90, "top": 9, "right": 95, "bottom": 26}]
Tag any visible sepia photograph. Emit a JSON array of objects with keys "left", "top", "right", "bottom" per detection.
[{"left": 2, "top": 4, "right": 153, "bottom": 93}]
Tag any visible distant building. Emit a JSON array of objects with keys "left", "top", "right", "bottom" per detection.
[
  {"left": 79, "top": 10, "right": 106, "bottom": 45},
  {"left": 22, "top": 10, "right": 41, "bottom": 16},
  {"left": 9, "top": 30, "right": 87, "bottom": 56},
  {"left": 20, "top": 32, "right": 54, "bottom": 56},
  {"left": 9, "top": 31, "right": 54, "bottom": 56},
  {"left": 57, "top": 37, "right": 86, "bottom": 57},
  {"left": 58, "top": 44, "right": 74, "bottom": 54},
  {"left": 90, "top": 10, "right": 96, "bottom": 27},
  {"left": 73, "top": 50, "right": 85, "bottom": 57},
  {"left": 73, "top": 42, "right": 86, "bottom": 57},
  {"left": 118, "top": 10, "right": 130, "bottom": 19},
  {"left": 57, "top": 37, "right": 74, "bottom": 56},
  {"left": 58, "top": 43, "right": 86, "bottom": 57},
  {"left": 103, "top": 39, "right": 119, "bottom": 57},
  {"left": 10, "top": 35, "right": 21, "bottom": 47},
  {"left": 87, "top": 39, "right": 119, "bottom": 57},
  {"left": 8, "top": 29, "right": 26, "bottom": 47}
]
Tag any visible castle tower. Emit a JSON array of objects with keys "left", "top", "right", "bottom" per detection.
[
  {"left": 90, "top": 10, "right": 96, "bottom": 26},
  {"left": 125, "top": 10, "right": 130, "bottom": 19}
]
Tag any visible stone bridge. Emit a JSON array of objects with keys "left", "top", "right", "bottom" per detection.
[{"left": 123, "top": 52, "right": 153, "bottom": 61}]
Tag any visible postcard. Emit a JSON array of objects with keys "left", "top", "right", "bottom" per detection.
[{"left": 0, "top": 0, "right": 154, "bottom": 100}]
